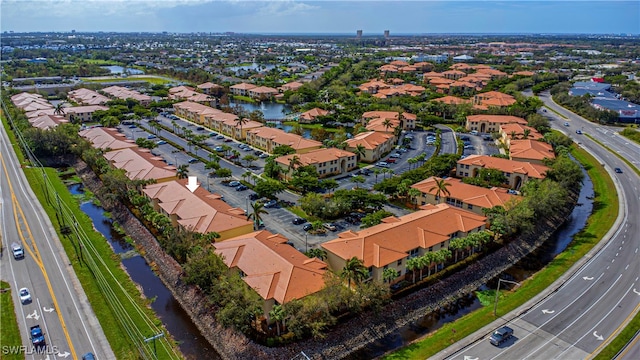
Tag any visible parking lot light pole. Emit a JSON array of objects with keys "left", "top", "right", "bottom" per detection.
[
  {"left": 305, "top": 233, "right": 308, "bottom": 253},
  {"left": 494, "top": 278, "right": 521, "bottom": 316}
]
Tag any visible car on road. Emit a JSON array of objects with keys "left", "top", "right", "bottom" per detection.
[
  {"left": 19, "top": 287, "right": 32, "bottom": 304},
  {"left": 615, "top": 167, "right": 623, "bottom": 173},
  {"left": 156, "top": 140, "right": 167, "bottom": 145},
  {"left": 81, "top": 353, "right": 96, "bottom": 360},
  {"left": 302, "top": 223, "right": 313, "bottom": 232},
  {"left": 564, "top": 122, "right": 570, "bottom": 126},
  {"left": 264, "top": 199, "right": 278, "bottom": 208},
  {"left": 228, "top": 181, "right": 241, "bottom": 187},
  {"left": 489, "top": 326, "right": 513, "bottom": 346},
  {"left": 235, "top": 185, "right": 248, "bottom": 191},
  {"left": 11, "top": 243, "right": 24, "bottom": 259},
  {"left": 292, "top": 217, "right": 307, "bottom": 225},
  {"left": 188, "top": 158, "right": 199, "bottom": 164},
  {"left": 376, "top": 161, "right": 389, "bottom": 168},
  {"left": 576, "top": 129, "right": 582, "bottom": 134}
]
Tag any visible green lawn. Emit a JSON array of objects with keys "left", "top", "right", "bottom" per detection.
[
  {"left": 384, "top": 145, "right": 617, "bottom": 359},
  {"left": 0, "top": 282, "right": 22, "bottom": 360},
  {"left": 83, "top": 59, "right": 121, "bottom": 65},
  {"left": 24, "top": 168, "right": 181, "bottom": 359}
]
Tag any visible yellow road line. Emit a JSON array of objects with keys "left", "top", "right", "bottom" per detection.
[
  {"left": 586, "top": 301, "right": 640, "bottom": 359},
  {"left": 0, "top": 152, "right": 77, "bottom": 359}
]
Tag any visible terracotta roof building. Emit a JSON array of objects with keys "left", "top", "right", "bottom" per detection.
[
  {"left": 142, "top": 179, "right": 253, "bottom": 240},
  {"left": 246, "top": 127, "right": 322, "bottom": 154},
  {"left": 103, "top": 148, "right": 177, "bottom": 183},
  {"left": 508, "top": 140, "right": 555, "bottom": 165},
  {"left": 11, "top": 92, "right": 54, "bottom": 111},
  {"left": 457, "top": 155, "right": 548, "bottom": 190},
  {"left": 298, "top": 108, "right": 330, "bottom": 124},
  {"left": 213, "top": 230, "right": 327, "bottom": 317},
  {"left": 101, "top": 86, "right": 152, "bottom": 106},
  {"left": 279, "top": 81, "right": 304, "bottom": 93},
  {"left": 344, "top": 131, "right": 395, "bottom": 163},
  {"left": 473, "top": 91, "right": 516, "bottom": 109},
  {"left": 64, "top": 105, "right": 109, "bottom": 123},
  {"left": 432, "top": 96, "right": 471, "bottom": 105},
  {"left": 321, "top": 203, "right": 487, "bottom": 284},
  {"left": 275, "top": 148, "right": 357, "bottom": 180},
  {"left": 68, "top": 88, "right": 110, "bottom": 106},
  {"left": 197, "top": 82, "right": 224, "bottom": 96},
  {"left": 79, "top": 127, "right": 137, "bottom": 151},
  {"left": 229, "top": 82, "right": 257, "bottom": 96},
  {"left": 411, "top": 177, "right": 519, "bottom": 215},
  {"left": 466, "top": 114, "right": 528, "bottom": 133},
  {"left": 28, "top": 114, "right": 69, "bottom": 130}
]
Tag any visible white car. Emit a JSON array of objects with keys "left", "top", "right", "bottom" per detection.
[
  {"left": 376, "top": 162, "right": 389, "bottom": 168},
  {"left": 19, "top": 287, "right": 32, "bottom": 304}
]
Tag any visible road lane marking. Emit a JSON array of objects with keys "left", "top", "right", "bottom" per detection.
[{"left": 0, "top": 153, "right": 78, "bottom": 360}]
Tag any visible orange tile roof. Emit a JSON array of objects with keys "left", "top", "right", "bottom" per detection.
[
  {"left": 197, "top": 82, "right": 223, "bottom": 90},
  {"left": 142, "top": 180, "right": 252, "bottom": 234},
  {"left": 432, "top": 96, "right": 471, "bottom": 105},
  {"left": 389, "top": 60, "right": 410, "bottom": 67},
  {"left": 458, "top": 155, "right": 548, "bottom": 178},
  {"left": 104, "top": 148, "right": 177, "bottom": 181},
  {"left": 79, "top": 127, "right": 137, "bottom": 150},
  {"left": 247, "top": 127, "right": 322, "bottom": 150},
  {"left": 509, "top": 140, "right": 556, "bottom": 161},
  {"left": 214, "top": 230, "right": 327, "bottom": 303},
  {"left": 344, "top": 131, "right": 394, "bottom": 151},
  {"left": 428, "top": 78, "right": 455, "bottom": 85},
  {"left": 500, "top": 123, "right": 543, "bottom": 140},
  {"left": 513, "top": 71, "right": 535, "bottom": 76},
  {"left": 365, "top": 117, "right": 401, "bottom": 132},
  {"left": 362, "top": 111, "right": 399, "bottom": 120},
  {"left": 230, "top": 82, "right": 258, "bottom": 90},
  {"left": 423, "top": 71, "right": 445, "bottom": 78},
  {"left": 275, "top": 148, "right": 355, "bottom": 168},
  {"left": 28, "top": 114, "right": 68, "bottom": 130},
  {"left": 379, "top": 65, "right": 400, "bottom": 72},
  {"left": 411, "top": 177, "right": 518, "bottom": 209},
  {"left": 169, "top": 85, "right": 195, "bottom": 94},
  {"left": 68, "top": 88, "right": 110, "bottom": 105},
  {"left": 299, "top": 108, "right": 329, "bottom": 121},
  {"left": 467, "top": 114, "right": 527, "bottom": 125},
  {"left": 101, "top": 86, "right": 151, "bottom": 102},
  {"left": 322, "top": 204, "right": 486, "bottom": 268}
]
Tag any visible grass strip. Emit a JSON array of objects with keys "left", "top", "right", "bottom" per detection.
[
  {"left": 82, "top": 77, "right": 172, "bottom": 85},
  {"left": 544, "top": 106, "right": 568, "bottom": 119},
  {"left": 384, "top": 145, "right": 617, "bottom": 359},
  {"left": 593, "top": 310, "right": 640, "bottom": 360},
  {"left": 24, "top": 167, "right": 179, "bottom": 359},
  {"left": 585, "top": 133, "right": 640, "bottom": 176},
  {"left": 0, "top": 281, "right": 22, "bottom": 360},
  {"left": 0, "top": 114, "right": 27, "bottom": 164}
]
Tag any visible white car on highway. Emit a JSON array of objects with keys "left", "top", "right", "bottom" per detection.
[{"left": 19, "top": 287, "right": 32, "bottom": 304}]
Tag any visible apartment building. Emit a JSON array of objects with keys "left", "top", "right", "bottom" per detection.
[
  {"left": 456, "top": 155, "right": 549, "bottom": 190},
  {"left": 229, "top": 82, "right": 257, "bottom": 96},
  {"left": 11, "top": 92, "right": 54, "bottom": 112},
  {"left": 64, "top": 105, "right": 109, "bottom": 123},
  {"left": 247, "top": 86, "right": 279, "bottom": 101},
  {"left": 275, "top": 148, "right": 357, "bottom": 180},
  {"left": 213, "top": 230, "right": 327, "bottom": 318},
  {"left": 197, "top": 82, "right": 224, "bottom": 96},
  {"left": 473, "top": 91, "right": 516, "bottom": 109},
  {"left": 298, "top": 108, "right": 330, "bottom": 124},
  {"left": 103, "top": 148, "right": 177, "bottom": 183},
  {"left": 344, "top": 131, "right": 395, "bottom": 163},
  {"left": 68, "top": 88, "right": 110, "bottom": 105},
  {"left": 466, "top": 114, "right": 528, "bottom": 133},
  {"left": 173, "top": 101, "right": 220, "bottom": 123},
  {"left": 101, "top": 85, "right": 152, "bottom": 106},
  {"left": 79, "top": 127, "right": 137, "bottom": 151},
  {"left": 246, "top": 127, "right": 322, "bottom": 154},
  {"left": 28, "top": 114, "right": 68, "bottom": 130},
  {"left": 321, "top": 203, "right": 487, "bottom": 284},
  {"left": 411, "top": 177, "right": 518, "bottom": 215},
  {"left": 508, "top": 140, "right": 556, "bottom": 165},
  {"left": 362, "top": 111, "right": 417, "bottom": 130},
  {"left": 142, "top": 179, "right": 253, "bottom": 240}
]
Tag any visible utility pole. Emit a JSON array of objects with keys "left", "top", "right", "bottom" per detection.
[
  {"left": 494, "top": 278, "right": 521, "bottom": 316},
  {"left": 143, "top": 333, "right": 164, "bottom": 356}
]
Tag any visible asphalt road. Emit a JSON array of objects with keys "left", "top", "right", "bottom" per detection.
[
  {"left": 433, "top": 95, "right": 640, "bottom": 360},
  {"left": 0, "top": 125, "right": 113, "bottom": 359}
]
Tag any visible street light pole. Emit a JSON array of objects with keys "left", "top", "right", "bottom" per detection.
[
  {"left": 494, "top": 278, "right": 521, "bottom": 316},
  {"left": 305, "top": 233, "right": 308, "bottom": 253}
]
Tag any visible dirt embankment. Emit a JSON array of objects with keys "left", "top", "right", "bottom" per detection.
[{"left": 75, "top": 159, "right": 577, "bottom": 360}]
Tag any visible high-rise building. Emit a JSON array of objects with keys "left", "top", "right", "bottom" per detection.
[
  {"left": 356, "top": 30, "right": 363, "bottom": 39},
  {"left": 384, "top": 30, "right": 390, "bottom": 39}
]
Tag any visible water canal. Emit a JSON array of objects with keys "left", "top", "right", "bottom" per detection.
[{"left": 68, "top": 184, "right": 218, "bottom": 360}]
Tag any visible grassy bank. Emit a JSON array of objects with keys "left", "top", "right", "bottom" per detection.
[
  {"left": 24, "top": 167, "right": 180, "bottom": 359},
  {"left": 83, "top": 76, "right": 172, "bottom": 85},
  {"left": 0, "top": 282, "right": 22, "bottom": 360},
  {"left": 384, "top": 145, "right": 617, "bottom": 359},
  {"left": 585, "top": 133, "right": 640, "bottom": 177}
]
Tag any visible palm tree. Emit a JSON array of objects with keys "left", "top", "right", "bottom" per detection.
[
  {"left": 235, "top": 117, "right": 249, "bottom": 139},
  {"left": 382, "top": 268, "right": 399, "bottom": 284},
  {"left": 373, "top": 168, "right": 382, "bottom": 183},
  {"left": 408, "top": 157, "right": 417, "bottom": 170},
  {"left": 406, "top": 257, "right": 420, "bottom": 283},
  {"left": 382, "top": 118, "right": 393, "bottom": 133},
  {"left": 408, "top": 188, "right": 422, "bottom": 210},
  {"left": 350, "top": 175, "right": 365, "bottom": 189},
  {"left": 54, "top": 103, "right": 66, "bottom": 116},
  {"left": 340, "top": 257, "right": 369, "bottom": 289},
  {"left": 288, "top": 155, "right": 302, "bottom": 174},
  {"left": 247, "top": 201, "right": 268, "bottom": 230},
  {"left": 523, "top": 128, "right": 531, "bottom": 139},
  {"left": 269, "top": 304, "right": 285, "bottom": 336},
  {"left": 242, "top": 171, "right": 252, "bottom": 184},
  {"left": 305, "top": 248, "right": 327, "bottom": 260},
  {"left": 354, "top": 144, "right": 366, "bottom": 162},
  {"left": 510, "top": 130, "right": 517, "bottom": 140},
  {"left": 429, "top": 178, "right": 451, "bottom": 204},
  {"left": 176, "top": 164, "right": 189, "bottom": 179}
]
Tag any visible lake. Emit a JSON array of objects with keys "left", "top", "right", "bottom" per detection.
[{"left": 101, "top": 65, "right": 145, "bottom": 75}]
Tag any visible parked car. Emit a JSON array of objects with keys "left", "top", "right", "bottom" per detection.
[
  {"left": 376, "top": 162, "right": 389, "bottom": 168},
  {"left": 564, "top": 122, "right": 570, "bottom": 126},
  {"left": 249, "top": 193, "right": 259, "bottom": 200},
  {"left": 228, "top": 181, "right": 241, "bottom": 187},
  {"left": 214, "top": 146, "right": 224, "bottom": 152},
  {"left": 128, "top": 124, "right": 137, "bottom": 128},
  {"left": 489, "top": 326, "right": 513, "bottom": 346},
  {"left": 254, "top": 151, "right": 263, "bottom": 156},
  {"left": 147, "top": 134, "right": 157, "bottom": 139},
  {"left": 361, "top": 168, "right": 371, "bottom": 176},
  {"left": 188, "top": 158, "right": 199, "bottom": 164},
  {"left": 258, "top": 153, "right": 269, "bottom": 158},
  {"left": 470, "top": 130, "right": 479, "bottom": 136},
  {"left": 224, "top": 138, "right": 233, "bottom": 142},
  {"left": 264, "top": 199, "right": 278, "bottom": 208},
  {"left": 236, "top": 185, "right": 248, "bottom": 191},
  {"left": 386, "top": 158, "right": 397, "bottom": 163},
  {"left": 216, "top": 135, "right": 225, "bottom": 140},
  {"left": 196, "top": 126, "right": 205, "bottom": 131},
  {"left": 292, "top": 217, "right": 307, "bottom": 225},
  {"left": 228, "top": 154, "right": 238, "bottom": 160},
  {"left": 19, "top": 287, "right": 32, "bottom": 304},
  {"left": 156, "top": 140, "right": 167, "bottom": 145},
  {"left": 390, "top": 153, "right": 401, "bottom": 158},
  {"left": 81, "top": 353, "right": 96, "bottom": 360},
  {"left": 323, "top": 223, "right": 337, "bottom": 232},
  {"left": 209, "top": 132, "right": 217, "bottom": 137}
]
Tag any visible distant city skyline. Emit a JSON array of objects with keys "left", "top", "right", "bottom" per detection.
[{"left": 1, "top": 1, "right": 638, "bottom": 35}]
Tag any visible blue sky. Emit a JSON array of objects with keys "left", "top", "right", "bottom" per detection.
[{"left": 1, "top": 1, "right": 638, "bottom": 34}]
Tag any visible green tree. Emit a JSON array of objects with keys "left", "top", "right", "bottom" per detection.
[
  {"left": 254, "top": 178, "right": 286, "bottom": 199},
  {"left": 354, "top": 144, "right": 366, "bottom": 162},
  {"left": 406, "top": 257, "right": 420, "bottom": 283},
  {"left": 215, "top": 168, "right": 233, "bottom": 180},
  {"left": 177, "top": 164, "right": 189, "bottom": 179},
  {"left": 247, "top": 201, "right": 268, "bottom": 230},
  {"left": 305, "top": 248, "right": 328, "bottom": 260},
  {"left": 269, "top": 304, "right": 285, "bottom": 337},
  {"left": 235, "top": 117, "right": 249, "bottom": 139},
  {"left": 340, "top": 257, "right": 369, "bottom": 289},
  {"left": 429, "top": 178, "right": 451, "bottom": 203},
  {"left": 382, "top": 267, "right": 399, "bottom": 284}
]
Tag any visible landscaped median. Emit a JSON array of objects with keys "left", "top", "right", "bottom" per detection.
[
  {"left": 384, "top": 145, "right": 618, "bottom": 359},
  {"left": 0, "top": 281, "right": 22, "bottom": 360},
  {"left": 23, "top": 167, "right": 181, "bottom": 360}
]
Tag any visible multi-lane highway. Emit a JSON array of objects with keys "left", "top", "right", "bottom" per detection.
[
  {"left": 0, "top": 124, "right": 114, "bottom": 359},
  {"left": 433, "top": 96, "right": 640, "bottom": 360}
]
